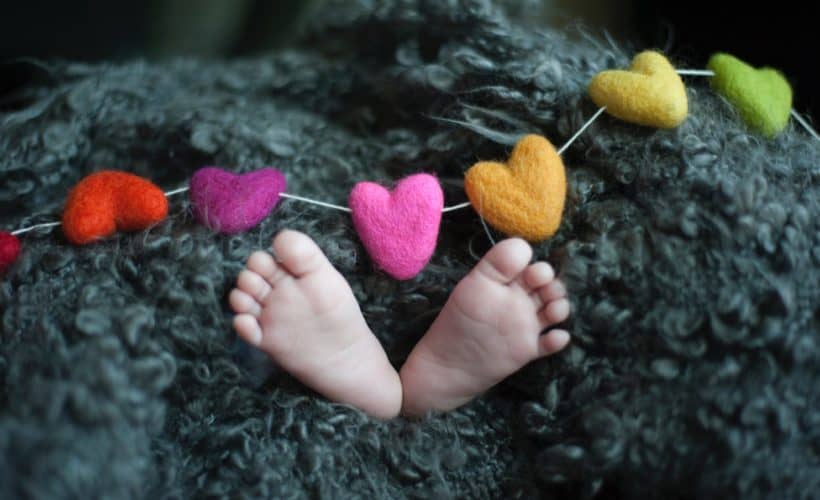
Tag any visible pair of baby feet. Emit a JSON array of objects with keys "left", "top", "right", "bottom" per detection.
[{"left": 229, "top": 230, "right": 571, "bottom": 419}]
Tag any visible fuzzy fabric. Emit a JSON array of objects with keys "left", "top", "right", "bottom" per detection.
[
  {"left": 1, "top": 1, "right": 819, "bottom": 498},
  {"left": 589, "top": 51, "right": 688, "bottom": 128},
  {"left": 0, "top": 232, "right": 20, "bottom": 272},
  {"left": 464, "top": 134, "right": 566, "bottom": 241},
  {"left": 62, "top": 171, "right": 169, "bottom": 244},
  {"left": 349, "top": 173, "right": 443, "bottom": 280},
  {"left": 190, "top": 167, "right": 287, "bottom": 235},
  {"left": 708, "top": 53, "right": 793, "bottom": 138}
]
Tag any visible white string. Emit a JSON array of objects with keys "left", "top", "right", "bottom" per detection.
[
  {"left": 281, "top": 193, "right": 475, "bottom": 213},
  {"left": 441, "top": 201, "right": 472, "bottom": 213},
  {"left": 676, "top": 69, "right": 715, "bottom": 76},
  {"left": 477, "top": 190, "right": 496, "bottom": 246},
  {"left": 556, "top": 106, "right": 607, "bottom": 156},
  {"left": 479, "top": 214, "right": 496, "bottom": 246},
  {"left": 790, "top": 109, "right": 820, "bottom": 141},
  {"left": 278, "top": 193, "right": 352, "bottom": 212},
  {"left": 164, "top": 186, "right": 189, "bottom": 196},
  {"left": 11, "top": 221, "right": 62, "bottom": 236}
]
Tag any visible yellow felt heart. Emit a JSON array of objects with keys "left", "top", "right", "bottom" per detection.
[
  {"left": 464, "top": 134, "right": 566, "bottom": 242},
  {"left": 588, "top": 50, "right": 688, "bottom": 128}
]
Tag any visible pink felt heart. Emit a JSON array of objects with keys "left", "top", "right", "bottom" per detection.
[
  {"left": 0, "top": 231, "right": 21, "bottom": 273},
  {"left": 349, "top": 173, "right": 443, "bottom": 280},
  {"left": 190, "top": 167, "right": 287, "bottom": 234}
]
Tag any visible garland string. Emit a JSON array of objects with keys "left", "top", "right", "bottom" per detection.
[{"left": 790, "top": 109, "right": 820, "bottom": 141}]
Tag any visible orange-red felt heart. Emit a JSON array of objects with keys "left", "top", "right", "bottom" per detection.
[{"left": 62, "top": 171, "right": 169, "bottom": 245}]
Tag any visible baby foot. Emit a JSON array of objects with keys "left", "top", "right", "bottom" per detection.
[
  {"left": 229, "top": 230, "right": 402, "bottom": 419},
  {"left": 399, "top": 238, "right": 570, "bottom": 417}
]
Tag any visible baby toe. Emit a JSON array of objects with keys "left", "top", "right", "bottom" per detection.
[
  {"left": 538, "top": 329, "right": 570, "bottom": 357},
  {"left": 249, "top": 250, "right": 291, "bottom": 287},
  {"left": 523, "top": 262, "right": 555, "bottom": 290},
  {"left": 272, "top": 229, "right": 331, "bottom": 278},
  {"left": 539, "top": 279, "right": 567, "bottom": 303},
  {"left": 246, "top": 251, "right": 277, "bottom": 280},
  {"left": 540, "top": 297, "right": 570, "bottom": 327},
  {"left": 229, "top": 288, "right": 261, "bottom": 317},
  {"left": 234, "top": 314, "right": 263, "bottom": 346},
  {"left": 476, "top": 238, "right": 533, "bottom": 284},
  {"left": 237, "top": 269, "right": 272, "bottom": 303}
]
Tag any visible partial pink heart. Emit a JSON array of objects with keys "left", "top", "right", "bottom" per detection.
[
  {"left": 349, "top": 173, "right": 444, "bottom": 280},
  {"left": 190, "top": 167, "right": 287, "bottom": 234},
  {"left": 0, "top": 231, "right": 21, "bottom": 273}
]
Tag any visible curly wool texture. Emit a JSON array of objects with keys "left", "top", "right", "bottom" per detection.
[{"left": 1, "top": 1, "right": 819, "bottom": 498}]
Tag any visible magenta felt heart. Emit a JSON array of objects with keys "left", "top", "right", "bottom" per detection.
[
  {"left": 349, "top": 173, "right": 443, "bottom": 280},
  {"left": 190, "top": 167, "right": 287, "bottom": 234}
]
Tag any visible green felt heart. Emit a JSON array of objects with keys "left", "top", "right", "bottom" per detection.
[{"left": 707, "top": 53, "right": 792, "bottom": 138}]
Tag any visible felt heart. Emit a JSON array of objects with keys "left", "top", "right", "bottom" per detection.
[
  {"left": 588, "top": 50, "right": 688, "bottom": 128},
  {"left": 707, "top": 52, "right": 792, "bottom": 138},
  {"left": 0, "top": 231, "right": 21, "bottom": 273},
  {"left": 62, "top": 171, "right": 169, "bottom": 245},
  {"left": 464, "top": 134, "right": 565, "bottom": 242},
  {"left": 349, "top": 173, "right": 443, "bottom": 280},
  {"left": 190, "top": 167, "right": 287, "bottom": 234}
]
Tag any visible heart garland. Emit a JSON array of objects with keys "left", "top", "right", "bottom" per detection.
[{"left": 1, "top": 51, "right": 809, "bottom": 280}]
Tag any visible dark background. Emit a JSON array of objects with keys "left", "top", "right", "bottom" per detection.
[{"left": 1, "top": 0, "right": 817, "bottom": 118}]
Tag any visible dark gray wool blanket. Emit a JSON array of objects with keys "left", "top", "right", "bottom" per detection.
[{"left": 2, "top": 1, "right": 819, "bottom": 498}]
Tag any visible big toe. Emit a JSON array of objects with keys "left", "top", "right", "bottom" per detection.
[
  {"left": 476, "top": 238, "right": 533, "bottom": 284},
  {"left": 271, "top": 229, "right": 330, "bottom": 278}
]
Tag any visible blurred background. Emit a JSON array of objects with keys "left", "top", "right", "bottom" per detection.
[{"left": 1, "top": 0, "right": 817, "bottom": 118}]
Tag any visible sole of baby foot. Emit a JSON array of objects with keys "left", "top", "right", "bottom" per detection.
[
  {"left": 399, "top": 238, "right": 570, "bottom": 417},
  {"left": 229, "top": 229, "right": 402, "bottom": 419}
]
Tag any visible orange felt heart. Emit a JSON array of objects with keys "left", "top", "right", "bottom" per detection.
[
  {"left": 62, "top": 171, "right": 169, "bottom": 245},
  {"left": 464, "top": 134, "right": 566, "bottom": 242}
]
